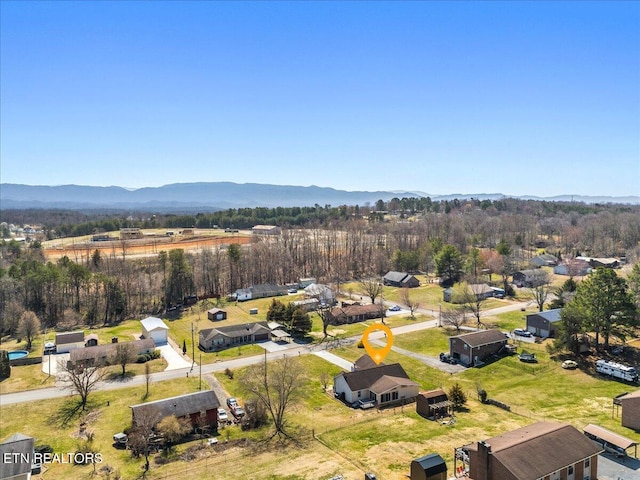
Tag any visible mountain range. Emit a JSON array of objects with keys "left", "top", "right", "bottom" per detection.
[{"left": 1, "top": 183, "right": 638, "bottom": 211}]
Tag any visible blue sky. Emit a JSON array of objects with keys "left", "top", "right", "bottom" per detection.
[{"left": 1, "top": 1, "right": 638, "bottom": 197}]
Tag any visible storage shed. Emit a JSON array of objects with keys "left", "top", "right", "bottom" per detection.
[
  {"left": 207, "top": 308, "right": 227, "bottom": 321},
  {"left": 140, "top": 317, "right": 169, "bottom": 345},
  {"left": 410, "top": 453, "right": 447, "bottom": 480}
]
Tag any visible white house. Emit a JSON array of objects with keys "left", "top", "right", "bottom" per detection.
[
  {"left": 140, "top": 317, "right": 169, "bottom": 345},
  {"left": 333, "top": 355, "right": 419, "bottom": 407},
  {"left": 303, "top": 283, "right": 335, "bottom": 305}
]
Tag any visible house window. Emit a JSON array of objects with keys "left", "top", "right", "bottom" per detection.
[
  {"left": 567, "top": 465, "right": 574, "bottom": 480},
  {"left": 583, "top": 457, "right": 590, "bottom": 480},
  {"left": 392, "top": 391, "right": 399, "bottom": 401},
  {"left": 358, "top": 391, "right": 362, "bottom": 398},
  {"left": 381, "top": 393, "right": 391, "bottom": 403}
]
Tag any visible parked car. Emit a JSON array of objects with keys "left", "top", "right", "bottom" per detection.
[
  {"left": 287, "top": 288, "right": 298, "bottom": 294},
  {"left": 562, "top": 360, "right": 578, "bottom": 369},
  {"left": 513, "top": 328, "right": 532, "bottom": 337},
  {"left": 518, "top": 352, "right": 537, "bottom": 363},
  {"left": 217, "top": 407, "right": 229, "bottom": 423},
  {"left": 227, "top": 397, "right": 238, "bottom": 409},
  {"left": 231, "top": 405, "right": 245, "bottom": 418},
  {"left": 439, "top": 352, "right": 456, "bottom": 364},
  {"left": 358, "top": 399, "right": 376, "bottom": 409},
  {"left": 388, "top": 305, "right": 401, "bottom": 312}
]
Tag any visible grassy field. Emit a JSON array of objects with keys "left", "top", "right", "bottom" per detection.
[{"left": 2, "top": 332, "right": 640, "bottom": 479}]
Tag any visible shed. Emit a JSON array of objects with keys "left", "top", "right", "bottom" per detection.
[
  {"left": 207, "top": 308, "right": 227, "bottom": 321},
  {"left": 85, "top": 333, "right": 99, "bottom": 347},
  {"left": 140, "top": 317, "right": 169, "bottom": 345},
  {"left": 410, "top": 453, "right": 447, "bottom": 480},
  {"left": 617, "top": 389, "right": 640, "bottom": 430},
  {"left": 416, "top": 390, "right": 452, "bottom": 420}
]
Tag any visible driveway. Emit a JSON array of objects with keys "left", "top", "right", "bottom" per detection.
[
  {"left": 313, "top": 351, "right": 354, "bottom": 371},
  {"left": 257, "top": 340, "right": 290, "bottom": 353},
  {"left": 156, "top": 344, "right": 193, "bottom": 371},
  {"left": 370, "top": 339, "right": 466, "bottom": 374},
  {"left": 598, "top": 453, "right": 640, "bottom": 479},
  {"left": 41, "top": 353, "right": 68, "bottom": 376}
]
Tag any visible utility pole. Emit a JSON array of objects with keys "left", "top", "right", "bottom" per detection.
[
  {"left": 199, "top": 353, "right": 202, "bottom": 390},
  {"left": 191, "top": 322, "right": 195, "bottom": 371}
]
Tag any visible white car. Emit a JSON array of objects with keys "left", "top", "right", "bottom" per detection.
[
  {"left": 513, "top": 328, "right": 532, "bottom": 337},
  {"left": 388, "top": 305, "right": 401, "bottom": 312},
  {"left": 217, "top": 407, "right": 229, "bottom": 423},
  {"left": 562, "top": 360, "right": 578, "bottom": 369}
]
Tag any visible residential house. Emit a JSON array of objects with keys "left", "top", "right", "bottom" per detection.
[
  {"left": 333, "top": 356, "right": 419, "bottom": 407},
  {"left": 233, "top": 284, "right": 288, "bottom": 301},
  {"left": 130, "top": 390, "right": 220, "bottom": 431},
  {"left": 576, "top": 256, "right": 620, "bottom": 269},
  {"left": 553, "top": 259, "right": 591, "bottom": 277},
  {"left": 443, "top": 283, "right": 495, "bottom": 303},
  {"left": 328, "top": 304, "right": 381, "bottom": 325},
  {"left": 69, "top": 338, "right": 156, "bottom": 367},
  {"left": 456, "top": 421, "right": 602, "bottom": 480},
  {"left": 140, "top": 317, "right": 169, "bottom": 345},
  {"left": 298, "top": 277, "right": 317, "bottom": 288},
  {"left": 291, "top": 298, "right": 320, "bottom": 312},
  {"left": 530, "top": 253, "right": 558, "bottom": 268},
  {"left": 383, "top": 271, "right": 420, "bottom": 288},
  {"left": 303, "top": 283, "right": 335, "bottom": 305},
  {"left": 120, "top": 227, "right": 142, "bottom": 239},
  {"left": 199, "top": 322, "right": 271, "bottom": 352},
  {"left": 207, "top": 308, "right": 227, "bottom": 321},
  {"left": 0, "top": 433, "right": 35, "bottom": 480},
  {"left": 511, "top": 270, "right": 538, "bottom": 288},
  {"left": 449, "top": 330, "right": 508, "bottom": 367},
  {"left": 525, "top": 309, "right": 562, "bottom": 338},
  {"left": 616, "top": 390, "right": 640, "bottom": 430},
  {"left": 416, "top": 390, "right": 452, "bottom": 420},
  {"left": 54, "top": 331, "right": 85, "bottom": 353},
  {"left": 251, "top": 225, "right": 281, "bottom": 235}
]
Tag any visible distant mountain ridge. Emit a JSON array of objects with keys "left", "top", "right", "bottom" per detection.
[{"left": 1, "top": 183, "right": 638, "bottom": 211}]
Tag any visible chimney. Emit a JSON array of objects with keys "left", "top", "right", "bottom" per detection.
[{"left": 475, "top": 441, "right": 491, "bottom": 480}]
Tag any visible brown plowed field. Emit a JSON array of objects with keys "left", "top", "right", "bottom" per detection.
[{"left": 44, "top": 234, "right": 252, "bottom": 260}]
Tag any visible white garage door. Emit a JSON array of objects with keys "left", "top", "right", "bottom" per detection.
[{"left": 148, "top": 329, "right": 167, "bottom": 345}]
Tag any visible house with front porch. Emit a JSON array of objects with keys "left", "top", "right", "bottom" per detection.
[
  {"left": 199, "top": 322, "right": 271, "bottom": 352},
  {"left": 333, "top": 356, "right": 419, "bottom": 408}
]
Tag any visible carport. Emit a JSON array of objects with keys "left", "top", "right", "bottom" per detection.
[
  {"left": 270, "top": 330, "right": 291, "bottom": 343},
  {"left": 583, "top": 423, "right": 638, "bottom": 458}
]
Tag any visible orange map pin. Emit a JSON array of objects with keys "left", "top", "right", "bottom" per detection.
[{"left": 361, "top": 324, "right": 394, "bottom": 365}]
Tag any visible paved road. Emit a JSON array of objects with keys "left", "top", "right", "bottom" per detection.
[{"left": 0, "top": 300, "right": 530, "bottom": 406}]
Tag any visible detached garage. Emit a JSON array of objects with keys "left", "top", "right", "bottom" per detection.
[{"left": 140, "top": 317, "right": 169, "bottom": 345}]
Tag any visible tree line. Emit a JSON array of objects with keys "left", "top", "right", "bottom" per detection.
[{"left": 1, "top": 198, "right": 639, "bottom": 343}]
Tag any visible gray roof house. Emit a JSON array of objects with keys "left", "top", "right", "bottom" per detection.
[
  {"left": 131, "top": 390, "right": 220, "bottom": 430},
  {"left": 449, "top": 330, "right": 508, "bottom": 367},
  {"left": 54, "top": 331, "right": 85, "bottom": 353},
  {"left": 334, "top": 356, "right": 419, "bottom": 407},
  {"left": 199, "top": 322, "right": 271, "bottom": 351},
  {"left": 383, "top": 271, "right": 420, "bottom": 288},
  {"left": 530, "top": 254, "right": 558, "bottom": 268}
]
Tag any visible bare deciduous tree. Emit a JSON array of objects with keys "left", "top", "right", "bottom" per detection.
[
  {"left": 156, "top": 415, "right": 192, "bottom": 450},
  {"left": 241, "top": 355, "right": 304, "bottom": 440},
  {"left": 18, "top": 311, "right": 40, "bottom": 350},
  {"left": 128, "top": 407, "right": 162, "bottom": 473},
  {"left": 451, "top": 282, "right": 486, "bottom": 328},
  {"left": 441, "top": 306, "right": 467, "bottom": 333},
  {"left": 401, "top": 288, "right": 420, "bottom": 319},
  {"left": 529, "top": 269, "right": 552, "bottom": 312},
  {"left": 359, "top": 277, "right": 383, "bottom": 305},
  {"left": 144, "top": 362, "right": 152, "bottom": 400},
  {"left": 112, "top": 342, "right": 136, "bottom": 377},
  {"left": 58, "top": 359, "right": 107, "bottom": 410}
]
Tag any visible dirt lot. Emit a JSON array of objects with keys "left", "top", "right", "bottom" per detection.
[{"left": 44, "top": 233, "right": 252, "bottom": 260}]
